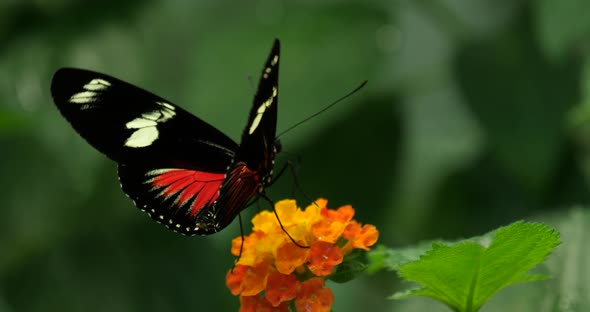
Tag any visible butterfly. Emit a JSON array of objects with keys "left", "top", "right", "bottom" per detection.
[{"left": 51, "top": 39, "right": 282, "bottom": 235}]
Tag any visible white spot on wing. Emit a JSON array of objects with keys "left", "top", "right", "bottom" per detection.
[
  {"left": 248, "top": 86, "right": 278, "bottom": 134},
  {"left": 158, "top": 101, "right": 175, "bottom": 110},
  {"left": 123, "top": 105, "right": 176, "bottom": 148},
  {"left": 271, "top": 55, "right": 279, "bottom": 66},
  {"left": 126, "top": 118, "right": 157, "bottom": 129},
  {"left": 69, "top": 91, "right": 97, "bottom": 104},
  {"left": 161, "top": 109, "right": 174, "bottom": 119},
  {"left": 69, "top": 78, "right": 111, "bottom": 105},
  {"left": 125, "top": 127, "right": 159, "bottom": 148},
  {"left": 142, "top": 111, "right": 162, "bottom": 121},
  {"left": 85, "top": 79, "right": 111, "bottom": 90}
]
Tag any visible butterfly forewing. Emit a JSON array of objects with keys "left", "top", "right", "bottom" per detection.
[
  {"left": 212, "top": 39, "right": 281, "bottom": 230},
  {"left": 235, "top": 39, "right": 280, "bottom": 171},
  {"left": 51, "top": 68, "right": 237, "bottom": 170}
]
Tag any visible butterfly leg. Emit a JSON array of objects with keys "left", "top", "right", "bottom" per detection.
[{"left": 231, "top": 213, "right": 246, "bottom": 272}]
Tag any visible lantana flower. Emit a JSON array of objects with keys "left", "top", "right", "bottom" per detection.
[{"left": 226, "top": 199, "right": 379, "bottom": 312}]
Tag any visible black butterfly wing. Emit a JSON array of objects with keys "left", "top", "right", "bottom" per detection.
[
  {"left": 51, "top": 68, "right": 237, "bottom": 169},
  {"left": 51, "top": 68, "right": 239, "bottom": 235},
  {"left": 236, "top": 39, "right": 280, "bottom": 170},
  {"left": 211, "top": 39, "right": 281, "bottom": 230}
]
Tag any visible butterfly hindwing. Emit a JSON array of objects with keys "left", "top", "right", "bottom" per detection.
[{"left": 118, "top": 164, "right": 226, "bottom": 234}]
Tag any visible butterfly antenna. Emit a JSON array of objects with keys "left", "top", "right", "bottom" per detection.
[{"left": 276, "top": 80, "right": 368, "bottom": 139}]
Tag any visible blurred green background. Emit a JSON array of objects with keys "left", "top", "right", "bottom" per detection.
[{"left": 1, "top": 0, "right": 590, "bottom": 311}]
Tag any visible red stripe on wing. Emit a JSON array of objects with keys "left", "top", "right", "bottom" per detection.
[{"left": 150, "top": 169, "right": 225, "bottom": 216}]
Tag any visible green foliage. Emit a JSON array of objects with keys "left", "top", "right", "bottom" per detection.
[{"left": 373, "top": 222, "right": 560, "bottom": 312}]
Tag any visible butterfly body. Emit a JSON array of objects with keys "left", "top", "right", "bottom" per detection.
[{"left": 51, "top": 39, "right": 281, "bottom": 235}]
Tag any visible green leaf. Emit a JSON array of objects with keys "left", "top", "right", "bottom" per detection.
[
  {"left": 367, "top": 242, "right": 441, "bottom": 273},
  {"left": 328, "top": 249, "right": 367, "bottom": 283},
  {"left": 392, "top": 221, "right": 560, "bottom": 312},
  {"left": 329, "top": 259, "right": 367, "bottom": 284}
]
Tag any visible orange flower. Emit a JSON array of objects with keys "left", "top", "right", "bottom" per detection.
[
  {"left": 295, "top": 278, "right": 334, "bottom": 312},
  {"left": 240, "top": 295, "right": 289, "bottom": 312},
  {"left": 265, "top": 270, "right": 297, "bottom": 306},
  {"left": 343, "top": 221, "right": 380, "bottom": 252},
  {"left": 307, "top": 241, "right": 344, "bottom": 276},
  {"left": 322, "top": 204, "right": 355, "bottom": 222},
  {"left": 275, "top": 241, "right": 309, "bottom": 274},
  {"left": 226, "top": 199, "right": 379, "bottom": 311},
  {"left": 226, "top": 260, "right": 271, "bottom": 296}
]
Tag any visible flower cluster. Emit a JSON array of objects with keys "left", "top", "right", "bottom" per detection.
[{"left": 226, "top": 199, "right": 379, "bottom": 311}]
